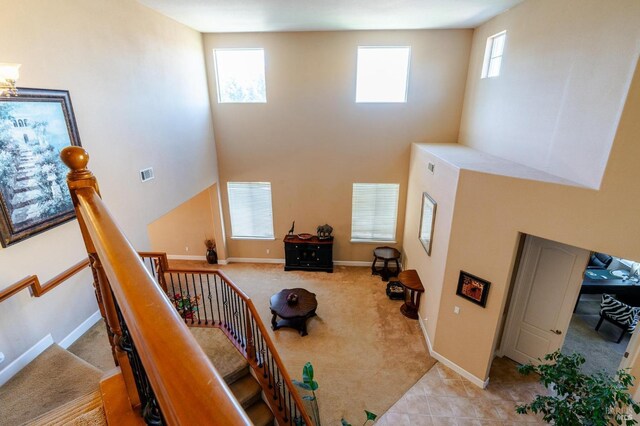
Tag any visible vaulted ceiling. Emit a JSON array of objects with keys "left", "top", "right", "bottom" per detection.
[{"left": 137, "top": 0, "right": 523, "bottom": 33}]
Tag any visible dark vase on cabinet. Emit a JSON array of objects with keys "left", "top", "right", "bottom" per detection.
[{"left": 284, "top": 236, "right": 333, "bottom": 273}]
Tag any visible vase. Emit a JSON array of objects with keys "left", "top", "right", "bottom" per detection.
[{"left": 206, "top": 248, "right": 218, "bottom": 264}]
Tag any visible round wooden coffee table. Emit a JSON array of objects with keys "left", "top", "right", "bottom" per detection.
[
  {"left": 372, "top": 246, "right": 401, "bottom": 281},
  {"left": 270, "top": 288, "right": 318, "bottom": 336}
]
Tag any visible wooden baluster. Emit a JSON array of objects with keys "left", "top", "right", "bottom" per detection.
[{"left": 61, "top": 147, "right": 141, "bottom": 410}]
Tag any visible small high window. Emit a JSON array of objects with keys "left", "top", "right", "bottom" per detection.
[
  {"left": 214, "top": 48, "right": 266, "bottom": 103},
  {"left": 481, "top": 31, "right": 506, "bottom": 79},
  {"left": 351, "top": 183, "right": 400, "bottom": 242},
  {"left": 355, "top": 47, "right": 411, "bottom": 103},
  {"left": 227, "top": 182, "right": 274, "bottom": 239}
]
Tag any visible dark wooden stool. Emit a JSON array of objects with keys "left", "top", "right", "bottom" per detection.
[
  {"left": 371, "top": 246, "right": 401, "bottom": 281},
  {"left": 270, "top": 288, "right": 318, "bottom": 336},
  {"left": 397, "top": 270, "right": 424, "bottom": 320}
]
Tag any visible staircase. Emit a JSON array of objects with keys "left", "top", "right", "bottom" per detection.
[{"left": 225, "top": 359, "right": 275, "bottom": 426}]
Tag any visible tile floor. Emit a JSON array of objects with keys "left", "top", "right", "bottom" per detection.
[{"left": 376, "top": 357, "right": 548, "bottom": 425}]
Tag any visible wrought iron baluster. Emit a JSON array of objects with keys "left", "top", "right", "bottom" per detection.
[
  {"left": 113, "top": 298, "right": 164, "bottom": 425},
  {"left": 206, "top": 274, "right": 215, "bottom": 325},
  {"left": 169, "top": 274, "right": 177, "bottom": 310},
  {"left": 198, "top": 274, "right": 208, "bottom": 325},
  {"left": 214, "top": 275, "right": 222, "bottom": 326},
  {"left": 190, "top": 274, "right": 201, "bottom": 325}
]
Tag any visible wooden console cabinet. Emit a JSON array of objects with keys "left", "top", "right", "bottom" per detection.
[{"left": 284, "top": 236, "right": 333, "bottom": 273}]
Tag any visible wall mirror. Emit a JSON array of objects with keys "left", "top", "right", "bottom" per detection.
[{"left": 419, "top": 192, "right": 437, "bottom": 256}]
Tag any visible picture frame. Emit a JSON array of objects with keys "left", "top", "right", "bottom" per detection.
[
  {"left": 418, "top": 192, "right": 436, "bottom": 256},
  {"left": 0, "top": 88, "right": 82, "bottom": 247},
  {"left": 456, "top": 271, "right": 491, "bottom": 307}
]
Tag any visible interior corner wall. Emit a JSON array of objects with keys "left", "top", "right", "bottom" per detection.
[
  {"left": 202, "top": 30, "right": 472, "bottom": 262},
  {"left": 458, "top": 0, "right": 640, "bottom": 189},
  {"left": 148, "top": 187, "right": 217, "bottom": 258},
  {"left": 0, "top": 0, "right": 217, "bottom": 368},
  {"left": 402, "top": 144, "right": 459, "bottom": 342}
]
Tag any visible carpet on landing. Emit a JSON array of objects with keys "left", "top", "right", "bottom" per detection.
[
  {"left": 0, "top": 344, "right": 102, "bottom": 426},
  {"left": 68, "top": 322, "right": 114, "bottom": 372}
]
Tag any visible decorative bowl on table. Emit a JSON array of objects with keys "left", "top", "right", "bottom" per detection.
[{"left": 297, "top": 233, "right": 313, "bottom": 240}]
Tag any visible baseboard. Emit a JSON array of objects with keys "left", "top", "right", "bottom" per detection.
[
  {"left": 417, "top": 313, "right": 489, "bottom": 389},
  {"left": 59, "top": 310, "right": 102, "bottom": 349},
  {"left": 167, "top": 255, "right": 207, "bottom": 261},
  {"left": 226, "top": 257, "right": 285, "bottom": 264},
  {"left": 0, "top": 334, "right": 54, "bottom": 386},
  {"left": 221, "top": 258, "right": 371, "bottom": 266},
  {"left": 333, "top": 260, "right": 370, "bottom": 267}
]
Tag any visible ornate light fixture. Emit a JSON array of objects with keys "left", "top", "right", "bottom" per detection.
[{"left": 0, "top": 63, "right": 21, "bottom": 97}]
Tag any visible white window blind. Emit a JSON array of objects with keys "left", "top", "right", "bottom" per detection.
[
  {"left": 227, "top": 182, "right": 274, "bottom": 239},
  {"left": 351, "top": 183, "right": 400, "bottom": 242}
]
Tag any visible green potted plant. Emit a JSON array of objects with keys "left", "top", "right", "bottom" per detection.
[
  {"left": 169, "top": 293, "right": 201, "bottom": 320},
  {"left": 516, "top": 350, "right": 640, "bottom": 425}
]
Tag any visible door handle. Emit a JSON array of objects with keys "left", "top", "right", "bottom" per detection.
[{"left": 550, "top": 329, "right": 562, "bottom": 335}]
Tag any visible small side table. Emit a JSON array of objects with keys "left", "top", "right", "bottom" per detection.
[
  {"left": 371, "top": 246, "right": 401, "bottom": 281},
  {"left": 397, "top": 270, "right": 424, "bottom": 320}
]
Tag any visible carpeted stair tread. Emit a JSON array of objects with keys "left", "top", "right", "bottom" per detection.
[
  {"left": 0, "top": 344, "right": 102, "bottom": 426},
  {"left": 189, "top": 327, "right": 249, "bottom": 382},
  {"left": 229, "top": 374, "right": 262, "bottom": 408},
  {"left": 245, "top": 400, "right": 274, "bottom": 426},
  {"left": 24, "top": 390, "right": 105, "bottom": 426},
  {"left": 189, "top": 327, "right": 249, "bottom": 383}
]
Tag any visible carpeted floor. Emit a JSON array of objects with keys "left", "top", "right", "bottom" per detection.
[
  {"left": 173, "top": 262, "right": 436, "bottom": 425},
  {"left": 562, "top": 294, "right": 628, "bottom": 376},
  {"left": 0, "top": 344, "right": 102, "bottom": 426},
  {"left": 69, "top": 262, "right": 435, "bottom": 424}
]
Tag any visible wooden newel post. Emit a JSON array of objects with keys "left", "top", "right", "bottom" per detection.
[{"left": 61, "top": 146, "right": 141, "bottom": 409}]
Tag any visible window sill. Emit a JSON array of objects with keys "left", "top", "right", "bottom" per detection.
[
  {"left": 350, "top": 239, "right": 397, "bottom": 244},
  {"left": 230, "top": 237, "right": 276, "bottom": 241}
]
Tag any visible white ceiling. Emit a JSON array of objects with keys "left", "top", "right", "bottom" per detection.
[{"left": 136, "top": 0, "right": 523, "bottom": 33}]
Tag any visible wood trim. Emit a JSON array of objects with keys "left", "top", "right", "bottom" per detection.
[
  {"left": 0, "top": 258, "right": 90, "bottom": 303},
  {"left": 75, "top": 188, "right": 251, "bottom": 425}
]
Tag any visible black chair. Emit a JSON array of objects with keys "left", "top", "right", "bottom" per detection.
[
  {"left": 595, "top": 294, "right": 640, "bottom": 343},
  {"left": 587, "top": 252, "right": 613, "bottom": 269}
]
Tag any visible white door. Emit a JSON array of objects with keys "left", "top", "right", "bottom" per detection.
[{"left": 502, "top": 235, "right": 590, "bottom": 365}]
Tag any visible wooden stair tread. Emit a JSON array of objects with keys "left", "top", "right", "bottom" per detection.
[
  {"left": 246, "top": 400, "right": 275, "bottom": 426},
  {"left": 25, "top": 390, "right": 105, "bottom": 426},
  {"left": 229, "top": 374, "right": 262, "bottom": 408}
]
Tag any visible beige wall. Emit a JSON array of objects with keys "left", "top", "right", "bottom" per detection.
[
  {"left": 402, "top": 144, "right": 459, "bottom": 339},
  {"left": 458, "top": 0, "right": 640, "bottom": 189},
  {"left": 404, "top": 57, "right": 640, "bottom": 382},
  {"left": 0, "top": 0, "right": 217, "bottom": 366},
  {"left": 148, "top": 185, "right": 227, "bottom": 260},
  {"left": 203, "top": 30, "right": 472, "bottom": 261}
]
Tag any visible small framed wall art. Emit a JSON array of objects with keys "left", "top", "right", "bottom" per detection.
[{"left": 456, "top": 271, "right": 491, "bottom": 307}]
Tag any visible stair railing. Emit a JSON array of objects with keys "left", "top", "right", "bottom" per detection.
[
  {"left": 138, "top": 258, "right": 314, "bottom": 426},
  {"left": 61, "top": 147, "right": 251, "bottom": 425}
]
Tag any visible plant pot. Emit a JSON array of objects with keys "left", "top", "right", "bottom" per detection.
[{"left": 206, "top": 248, "right": 218, "bottom": 264}]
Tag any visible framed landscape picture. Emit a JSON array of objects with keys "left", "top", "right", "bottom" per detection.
[
  {"left": 456, "top": 271, "right": 491, "bottom": 307},
  {"left": 0, "top": 88, "right": 82, "bottom": 247}
]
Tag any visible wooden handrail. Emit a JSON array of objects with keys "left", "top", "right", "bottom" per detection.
[
  {"left": 0, "top": 258, "right": 90, "bottom": 303},
  {"left": 71, "top": 185, "right": 250, "bottom": 424}
]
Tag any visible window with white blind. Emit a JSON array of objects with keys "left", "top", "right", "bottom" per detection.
[
  {"left": 481, "top": 31, "right": 506, "bottom": 79},
  {"left": 227, "top": 182, "right": 274, "bottom": 239},
  {"left": 351, "top": 183, "right": 400, "bottom": 242}
]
